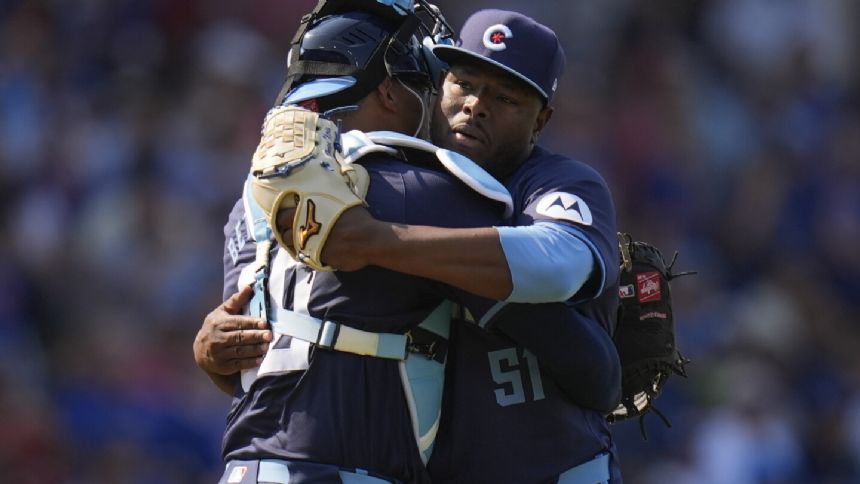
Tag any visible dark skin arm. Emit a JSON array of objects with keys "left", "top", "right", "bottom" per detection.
[
  {"left": 278, "top": 206, "right": 513, "bottom": 300},
  {"left": 193, "top": 285, "right": 272, "bottom": 395}
]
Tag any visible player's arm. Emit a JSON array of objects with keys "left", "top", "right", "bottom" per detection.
[
  {"left": 194, "top": 286, "right": 271, "bottom": 395},
  {"left": 319, "top": 207, "right": 512, "bottom": 298},
  {"left": 280, "top": 207, "right": 593, "bottom": 303},
  {"left": 449, "top": 281, "right": 621, "bottom": 413},
  {"left": 325, "top": 164, "right": 618, "bottom": 305}
]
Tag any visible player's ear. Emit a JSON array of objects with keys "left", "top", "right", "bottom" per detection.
[
  {"left": 376, "top": 77, "right": 399, "bottom": 112},
  {"left": 532, "top": 106, "right": 553, "bottom": 144}
]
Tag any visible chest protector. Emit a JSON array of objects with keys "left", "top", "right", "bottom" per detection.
[{"left": 237, "top": 130, "right": 511, "bottom": 463}]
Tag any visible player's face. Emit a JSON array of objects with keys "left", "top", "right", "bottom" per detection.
[{"left": 431, "top": 60, "right": 551, "bottom": 179}]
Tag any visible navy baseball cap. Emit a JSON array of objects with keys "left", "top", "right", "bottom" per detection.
[{"left": 433, "top": 9, "right": 565, "bottom": 103}]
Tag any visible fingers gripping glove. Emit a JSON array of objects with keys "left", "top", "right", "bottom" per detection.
[
  {"left": 608, "top": 233, "right": 695, "bottom": 438},
  {"left": 249, "top": 106, "right": 369, "bottom": 272}
]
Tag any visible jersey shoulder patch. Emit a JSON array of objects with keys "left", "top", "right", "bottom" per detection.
[{"left": 535, "top": 192, "right": 593, "bottom": 226}]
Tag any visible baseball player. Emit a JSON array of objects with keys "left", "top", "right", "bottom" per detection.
[
  {"left": 197, "top": 5, "right": 623, "bottom": 484},
  {"left": 212, "top": 5, "right": 508, "bottom": 483}
]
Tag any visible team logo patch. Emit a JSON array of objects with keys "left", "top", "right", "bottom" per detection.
[
  {"left": 535, "top": 192, "right": 593, "bottom": 226},
  {"left": 227, "top": 465, "right": 248, "bottom": 483},
  {"left": 619, "top": 284, "right": 635, "bottom": 299},
  {"left": 483, "top": 24, "right": 512, "bottom": 51},
  {"left": 636, "top": 271, "right": 662, "bottom": 303},
  {"left": 299, "top": 199, "right": 321, "bottom": 249}
]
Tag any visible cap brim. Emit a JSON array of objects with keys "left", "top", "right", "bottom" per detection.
[
  {"left": 432, "top": 45, "right": 548, "bottom": 101},
  {"left": 283, "top": 77, "right": 357, "bottom": 105}
]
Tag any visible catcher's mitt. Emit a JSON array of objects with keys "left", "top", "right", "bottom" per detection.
[
  {"left": 250, "top": 106, "right": 369, "bottom": 272},
  {"left": 607, "top": 233, "right": 694, "bottom": 438}
]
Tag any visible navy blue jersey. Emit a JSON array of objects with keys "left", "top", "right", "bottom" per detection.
[
  {"left": 506, "top": 146, "right": 619, "bottom": 308},
  {"left": 427, "top": 321, "right": 620, "bottom": 483},
  {"left": 221, "top": 152, "right": 505, "bottom": 483},
  {"left": 223, "top": 198, "right": 255, "bottom": 303},
  {"left": 427, "top": 146, "right": 623, "bottom": 483}
]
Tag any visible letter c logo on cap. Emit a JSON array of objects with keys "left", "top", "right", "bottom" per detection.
[{"left": 483, "top": 24, "right": 512, "bottom": 52}]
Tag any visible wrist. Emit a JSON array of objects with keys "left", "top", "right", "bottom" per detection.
[
  {"left": 323, "top": 206, "right": 387, "bottom": 269},
  {"left": 351, "top": 215, "right": 389, "bottom": 265}
]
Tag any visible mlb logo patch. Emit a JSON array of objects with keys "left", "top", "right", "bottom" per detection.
[
  {"left": 227, "top": 466, "right": 248, "bottom": 484},
  {"left": 619, "top": 284, "right": 635, "bottom": 299},
  {"left": 636, "top": 271, "right": 662, "bottom": 303}
]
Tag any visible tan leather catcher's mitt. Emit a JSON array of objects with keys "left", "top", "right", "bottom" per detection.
[{"left": 250, "top": 106, "right": 369, "bottom": 271}]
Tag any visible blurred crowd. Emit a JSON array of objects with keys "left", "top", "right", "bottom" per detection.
[{"left": 0, "top": 0, "right": 858, "bottom": 482}]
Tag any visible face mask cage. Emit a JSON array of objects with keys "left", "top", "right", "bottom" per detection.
[{"left": 275, "top": 0, "right": 456, "bottom": 107}]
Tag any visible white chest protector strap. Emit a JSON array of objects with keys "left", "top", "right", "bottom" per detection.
[
  {"left": 341, "top": 130, "right": 514, "bottom": 218},
  {"left": 270, "top": 307, "right": 410, "bottom": 360},
  {"left": 269, "top": 299, "right": 451, "bottom": 464},
  {"left": 240, "top": 176, "right": 300, "bottom": 392},
  {"left": 242, "top": 175, "right": 274, "bottom": 322},
  {"left": 266, "top": 300, "right": 449, "bottom": 362}
]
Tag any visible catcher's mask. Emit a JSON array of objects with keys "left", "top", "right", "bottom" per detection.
[{"left": 276, "top": 0, "right": 454, "bottom": 111}]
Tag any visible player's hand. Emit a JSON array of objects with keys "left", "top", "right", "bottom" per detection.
[
  {"left": 193, "top": 285, "right": 272, "bottom": 375},
  {"left": 276, "top": 206, "right": 378, "bottom": 271}
]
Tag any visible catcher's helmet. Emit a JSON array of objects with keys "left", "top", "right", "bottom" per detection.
[{"left": 276, "top": 1, "right": 453, "bottom": 110}]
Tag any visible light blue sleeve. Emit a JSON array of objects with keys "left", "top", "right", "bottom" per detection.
[{"left": 497, "top": 222, "right": 595, "bottom": 303}]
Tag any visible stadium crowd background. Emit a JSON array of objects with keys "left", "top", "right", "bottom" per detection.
[{"left": 1, "top": 0, "right": 858, "bottom": 482}]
